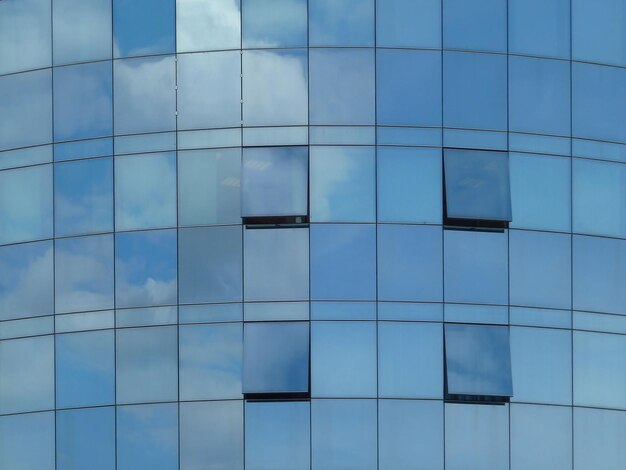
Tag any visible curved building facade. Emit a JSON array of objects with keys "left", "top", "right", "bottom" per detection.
[{"left": 1, "top": 0, "right": 626, "bottom": 469}]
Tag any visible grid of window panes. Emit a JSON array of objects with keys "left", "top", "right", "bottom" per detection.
[{"left": 1, "top": 0, "right": 626, "bottom": 469}]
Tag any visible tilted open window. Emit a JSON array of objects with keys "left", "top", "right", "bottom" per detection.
[{"left": 444, "top": 323, "right": 513, "bottom": 404}]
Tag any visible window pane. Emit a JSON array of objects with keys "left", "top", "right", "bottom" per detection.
[
  {"left": 0, "top": 412, "right": 54, "bottom": 470},
  {"left": 443, "top": 52, "right": 507, "bottom": 130},
  {"left": 117, "top": 403, "right": 178, "bottom": 470},
  {"left": 115, "top": 230, "right": 177, "bottom": 308},
  {"left": 242, "top": 146, "right": 308, "bottom": 218},
  {"left": 509, "top": 56, "right": 571, "bottom": 136},
  {"left": 0, "top": 335, "right": 54, "bottom": 414},
  {"left": 0, "top": 0, "right": 51, "bottom": 75},
  {"left": 116, "top": 326, "right": 178, "bottom": 404},
  {"left": 177, "top": 0, "right": 241, "bottom": 52},
  {"left": 179, "top": 226, "right": 242, "bottom": 303},
  {"left": 244, "top": 228, "right": 308, "bottom": 301},
  {"left": 378, "top": 322, "right": 442, "bottom": 398},
  {"left": 115, "top": 152, "right": 176, "bottom": 230},
  {"left": 177, "top": 51, "right": 241, "bottom": 130},
  {"left": 242, "top": 0, "right": 307, "bottom": 48},
  {"left": 0, "top": 241, "right": 53, "bottom": 321},
  {"left": 574, "top": 407, "right": 626, "bottom": 470},
  {"left": 445, "top": 324, "right": 513, "bottom": 398},
  {"left": 310, "top": 146, "right": 375, "bottom": 222},
  {"left": 377, "top": 49, "right": 441, "bottom": 126},
  {"left": 179, "top": 149, "right": 241, "bottom": 226},
  {"left": 509, "top": 0, "right": 570, "bottom": 58},
  {"left": 312, "top": 321, "right": 376, "bottom": 397},
  {"left": 113, "top": 0, "right": 175, "bottom": 58},
  {"left": 56, "top": 407, "right": 115, "bottom": 470},
  {"left": 311, "top": 224, "right": 376, "bottom": 300},
  {"left": 114, "top": 56, "right": 176, "bottom": 135},
  {"left": 310, "top": 48, "right": 375, "bottom": 125},
  {"left": 444, "top": 149, "right": 511, "bottom": 222},
  {"left": 377, "top": 147, "right": 442, "bottom": 223},
  {"left": 180, "top": 401, "right": 243, "bottom": 470},
  {"left": 243, "top": 321, "right": 309, "bottom": 395},
  {"left": 312, "top": 399, "right": 377, "bottom": 470},
  {"left": 444, "top": 0, "right": 506, "bottom": 52},
  {"left": 245, "top": 401, "right": 309, "bottom": 470},
  {"left": 309, "top": 0, "right": 374, "bottom": 46},
  {"left": 0, "top": 69, "right": 52, "bottom": 151},
  {"left": 376, "top": 0, "right": 440, "bottom": 48},
  {"left": 242, "top": 49, "right": 308, "bottom": 126}
]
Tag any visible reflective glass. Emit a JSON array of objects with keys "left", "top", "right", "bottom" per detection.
[
  {"left": 378, "top": 322, "right": 442, "bottom": 398},
  {"left": 178, "top": 149, "right": 241, "bottom": 226},
  {"left": 378, "top": 400, "right": 444, "bottom": 470},
  {"left": 0, "top": 412, "right": 54, "bottom": 470},
  {"left": 443, "top": 52, "right": 507, "bottom": 130},
  {"left": 573, "top": 159, "right": 626, "bottom": 238},
  {"left": 242, "top": 0, "right": 307, "bottom": 48},
  {"left": 509, "top": 0, "right": 570, "bottom": 58},
  {"left": 55, "top": 235, "right": 114, "bottom": 314},
  {"left": 56, "top": 407, "right": 115, "bottom": 470},
  {"left": 312, "top": 399, "right": 377, "bottom": 470},
  {"left": 54, "top": 158, "right": 113, "bottom": 237},
  {"left": 0, "top": 335, "right": 54, "bottom": 414},
  {"left": 309, "top": 0, "right": 374, "bottom": 46},
  {"left": 115, "top": 152, "right": 176, "bottom": 230},
  {"left": 443, "top": 0, "right": 506, "bottom": 52},
  {"left": 242, "top": 146, "right": 308, "bottom": 217},
  {"left": 573, "top": 0, "right": 626, "bottom": 67},
  {"left": 0, "top": 241, "right": 53, "bottom": 321},
  {"left": 311, "top": 224, "right": 376, "bottom": 300},
  {"left": 377, "top": 49, "right": 441, "bottom": 126},
  {"left": 510, "top": 327, "right": 572, "bottom": 405},
  {"left": 115, "top": 230, "right": 177, "bottom": 308},
  {"left": 116, "top": 326, "right": 178, "bottom": 404},
  {"left": 242, "top": 50, "right": 308, "bottom": 126},
  {"left": 113, "top": 0, "right": 175, "bottom": 58},
  {"left": 376, "top": 0, "right": 440, "bottom": 48},
  {"left": 180, "top": 401, "right": 243, "bottom": 470},
  {"left": 574, "top": 407, "right": 626, "bottom": 470},
  {"left": 53, "top": 0, "right": 112, "bottom": 65},
  {"left": 117, "top": 403, "right": 178, "bottom": 470},
  {"left": 177, "top": 51, "right": 241, "bottom": 130},
  {"left": 177, "top": 0, "right": 241, "bottom": 52},
  {"left": 310, "top": 146, "right": 375, "bottom": 222},
  {"left": 0, "top": 164, "right": 52, "bottom": 245},
  {"left": 179, "top": 226, "right": 242, "bottom": 303},
  {"left": 444, "top": 149, "right": 511, "bottom": 222},
  {"left": 0, "top": 0, "right": 51, "bottom": 75},
  {"left": 510, "top": 153, "right": 571, "bottom": 232},
  {"left": 310, "top": 48, "right": 375, "bottom": 125},
  {"left": 243, "top": 321, "right": 309, "bottom": 395},
  {"left": 0, "top": 69, "right": 52, "bottom": 151},
  {"left": 245, "top": 401, "right": 309, "bottom": 470},
  {"left": 574, "top": 331, "right": 626, "bottom": 410},
  {"left": 180, "top": 323, "right": 242, "bottom": 400},
  {"left": 377, "top": 225, "right": 443, "bottom": 302},
  {"left": 445, "top": 324, "right": 513, "bottom": 398},
  {"left": 114, "top": 56, "right": 176, "bottom": 135},
  {"left": 244, "top": 228, "right": 308, "bottom": 301},
  {"left": 312, "top": 321, "right": 376, "bottom": 397},
  {"left": 509, "top": 56, "right": 571, "bottom": 136},
  {"left": 377, "top": 147, "right": 442, "bottom": 223},
  {"left": 53, "top": 62, "right": 113, "bottom": 142}
]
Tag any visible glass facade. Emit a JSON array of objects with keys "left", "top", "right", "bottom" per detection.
[{"left": 1, "top": 1, "right": 625, "bottom": 469}]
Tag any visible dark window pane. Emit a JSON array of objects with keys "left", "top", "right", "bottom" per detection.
[{"left": 113, "top": 0, "right": 175, "bottom": 58}]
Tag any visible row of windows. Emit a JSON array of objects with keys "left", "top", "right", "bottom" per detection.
[{"left": 2, "top": 0, "right": 625, "bottom": 76}]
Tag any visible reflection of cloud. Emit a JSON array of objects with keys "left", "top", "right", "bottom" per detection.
[
  {"left": 243, "top": 0, "right": 307, "bottom": 48},
  {"left": 117, "top": 277, "right": 177, "bottom": 308},
  {"left": 177, "top": 0, "right": 240, "bottom": 52}
]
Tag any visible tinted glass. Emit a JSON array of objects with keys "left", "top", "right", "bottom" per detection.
[
  {"left": 0, "top": 412, "right": 54, "bottom": 470},
  {"left": 574, "top": 407, "right": 626, "bottom": 470},
  {"left": 177, "top": 0, "right": 241, "bottom": 52},
  {"left": 113, "top": 0, "right": 175, "bottom": 57},
  {"left": 443, "top": 0, "right": 506, "bottom": 52},
  {"left": 242, "top": 0, "right": 307, "bottom": 48},
  {"left": 309, "top": 0, "right": 374, "bottom": 46},
  {"left": 509, "top": 0, "right": 570, "bottom": 58},
  {"left": 376, "top": 0, "right": 440, "bottom": 48}
]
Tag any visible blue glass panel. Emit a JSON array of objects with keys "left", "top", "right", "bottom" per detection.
[
  {"left": 177, "top": 0, "right": 241, "bottom": 52},
  {"left": 113, "top": 0, "right": 175, "bottom": 57},
  {"left": 309, "top": 0, "right": 374, "bottom": 46},
  {"left": 310, "top": 48, "right": 375, "bottom": 125},
  {"left": 312, "top": 321, "right": 376, "bottom": 397},
  {"left": 377, "top": 49, "right": 442, "bottom": 126},
  {"left": 243, "top": 0, "right": 307, "bottom": 48},
  {"left": 245, "top": 401, "right": 309, "bottom": 470},
  {"left": 56, "top": 407, "right": 115, "bottom": 470},
  {"left": 117, "top": 403, "right": 178, "bottom": 470},
  {"left": 376, "top": 0, "right": 440, "bottom": 48},
  {"left": 574, "top": 407, "right": 626, "bottom": 470},
  {"left": 310, "top": 146, "right": 375, "bottom": 222},
  {"left": 243, "top": 321, "right": 309, "bottom": 394},
  {"left": 311, "top": 224, "right": 376, "bottom": 300},
  {"left": 509, "top": 0, "right": 570, "bottom": 58},
  {"left": 443, "top": 0, "right": 506, "bottom": 52},
  {"left": 0, "top": 412, "right": 54, "bottom": 470},
  {"left": 377, "top": 225, "right": 443, "bottom": 302}
]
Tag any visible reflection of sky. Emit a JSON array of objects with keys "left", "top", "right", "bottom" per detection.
[
  {"left": 177, "top": 0, "right": 240, "bottom": 52},
  {"left": 0, "top": 412, "right": 54, "bottom": 469},
  {"left": 113, "top": 0, "right": 175, "bottom": 58},
  {"left": 309, "top": 0, "right": 374, "bottom": 46},
  {"left": 243, "top": 0, "right": 307, "bottom": 48}
]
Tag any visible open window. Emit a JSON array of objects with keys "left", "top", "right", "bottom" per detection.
[
  {"left": 242, "top": 146, "right": 309, "bottom": 227},
  {"left": 444, "top": 323, "right": 513, "bottom": 404},
  {"left": 443, "top": 149, "right": 511, "bottom": 230}
]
